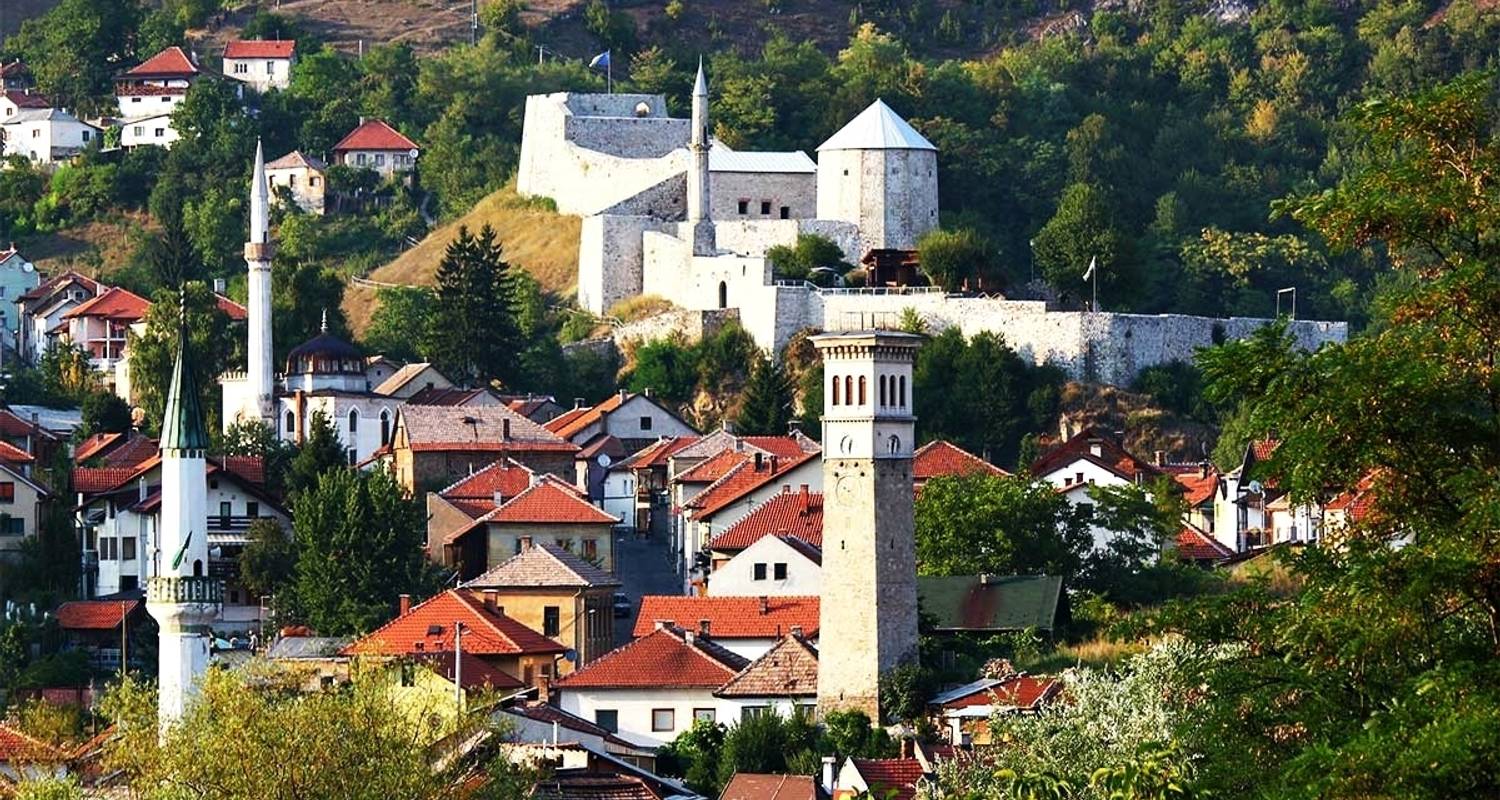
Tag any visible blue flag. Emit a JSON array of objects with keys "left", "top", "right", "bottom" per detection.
[{"left": 589, "top": 50, "right": 611, "bottom": 70}]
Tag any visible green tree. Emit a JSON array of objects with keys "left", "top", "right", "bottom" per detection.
[
  {"left": 626, "top": 337, "right": 699, "bottom": 404},
  {"left": 285, "top": 411, "right": 348, "bottom": 499},
  {"left": 8, "top": 0, "right": 142, "bottom": 113},
  {"left": 425, "top": 225, "right": 520, "bottom": 386},
  {"left": 37, "top": 342, "right": 97, "bottom": 403},
  {"left": 734, "top": 355, "right": 794, "bottom": 435},
  {"left": 1032, "top": 182, "right": 1133, "bottom": 307},
  {"left": 217, "top": 419, "right": 295, "bottom": 496},
  {"left": 917, "top": 227, "right": 996, "bottom": 291},
  {"left": 284, "top": 467, "right": 435, "bottom": 635},
  {"left": 126, "top": 283, "right": 237, "bottom": 435},
  {"left": 915, "top": 473, "right": 1091, "bottom": 578},
  {"left": 239, "top": 519, "right": 296, "bottom": 602},
  {"left": 764, "top": 233, "right": 849, "bottom": 284},
  {"left": 79, "top": 391, "right": 132, "bottom": 437},
  {"left": 362, "top": 286, "right": 435, "bottom": 363}
]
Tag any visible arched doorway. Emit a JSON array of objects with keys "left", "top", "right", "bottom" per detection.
[{"left": 718, "top": 281, "right": 728, "bottom": 309}]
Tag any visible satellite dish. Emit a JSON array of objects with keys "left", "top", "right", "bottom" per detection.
[
  {"left": 596, "top": 453, "right": 613, "bottom": 468},
  {"left": 21, "top": 263, "right": 33, "bottom": 272},
  {"left": 563, "top": 649, "right": 578, "bottom": 663},
  {"left": 409, "top": 148, "right": 419, "bottom": 159},
  {"left": 1248, "top": 480, "right": 1264, "bottom": 495}
]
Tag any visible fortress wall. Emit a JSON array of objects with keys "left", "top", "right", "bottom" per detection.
[
  {"left": 563, "top": 93, "right": 671, "bottom": 118},
  {"left": 579, "top": 215, "right": 675, "bottom": 314},
  {"left": 709, "top": 171, "right": 817, "bottom": 222},
  {"left": 565, "top": 115, "right": 689, "bottom": 158},
  {"left": 798, "top": 220, "right": 862, "bottom": 263},
  {"left": 713, "top": 220, "right": 801, "bottom": 257},
  {"left": 600, "top": 170, "right": 687, "bottom": 217},
  {"left": 641, "top": 231, "right": 694, "bottom": 305},
  {"left": 615, "top": 307, "right": 740, "bottom": 345}
]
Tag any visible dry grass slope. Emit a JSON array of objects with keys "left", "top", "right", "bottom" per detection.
[{"left": 342, "top": 186, "right": 581, "bottom": 336}]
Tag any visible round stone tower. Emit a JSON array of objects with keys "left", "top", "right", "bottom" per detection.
[{"left": 815, "top": 99, "right": 939, "bottom": 257}]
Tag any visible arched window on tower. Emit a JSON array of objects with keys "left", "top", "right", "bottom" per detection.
[
  {"left": 888, "top": 435, "right": 901, "bottom": 455},
  {"left": 879, "top": 375, "right": 887, "bottom": 407},
  {"left": 899, "top": 375, "right": 907, "bottom": 407},
  {"left": 193, "top": 559, "right": 203, "bottom": 577},
  {"left": 844, "top": 376, "right": 853, "bottom": 407},
  {"left": 380, "top": 410, "right": 391, "bottom": 446},
  {"left": 348, "top": 409, "right": 359, "bottom": 434},
  {"left": 858, "top": 376, "right": 866, "bottom": 405},
  {"left": 284, "top": 410, "right": 295, "bottom": 434},
  {"left": 718, "top": 281, "right": 728, "bottom": 309},
  {"left": 831, "top": 375, "right": 840, "bottom": 406}
]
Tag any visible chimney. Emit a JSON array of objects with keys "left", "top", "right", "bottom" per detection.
[
  {"left": 799, "top": 484, "right": 809, "bottom": 498},
  {"left": 900, "top": 738, "right": 914, "bottom": 759},
  {"left": 787, "top": 419, "right": 801, "bottom": 435},
  {"left": 482, "top": 589, "right": 498, "bottom": 613},
  {"left": 502, "top": 418, "right": 511, "bottom": 441},
  {"left": 821, "top": 756, "right": 837, "bottom": 795},
  {"left": 643, "top": 387, "right": 653, "bottom": 398},
  {"left": 654, "top": 619, "right": 675, "bottom": 630},
  {"left": 698, "top": 619, "right": 710, "bottom": 636},
  {"left": 683, "top": 630, "right": 695, "bottom": 645},
  {"left": 519, "top": 536, "right": 532, "bottom": 552},
  {"left": 759, "top": 595, "right": 769, "bottom": 615},
  {"left": 358, "top": 115, "right": 367, "bottom": 126},
  {"left": 617, "top": 389, "right": 628, "bottom": 403},
  {"left": 1201, "top": 460, "right": 1210, "bottom": 478},
  {"left": 213, "top": 278, "right": 226, "bottom": 294},
  {"left": 1154, "top": 450, "right": 1166, "bottom": 466},
  {"left": 138, "top": 476, "right": 148, "bottom": 504},
  {"left": 769, "top": 455, "right": 779, "bottom": 473},
  {"left": 537, "top": 676, "right": 551, "bottom": 703},
  {"left": 753, "top": 452, "right": 764, "bottom": 470},
  {"left": 789, "top": 624, "right": 803, "bottom": 638},
  {"left": 398, "top": 594, "right": 412, "bottom": 616},
  {"left": 573, "top": 397, "right": 586, "bottom": 409}
]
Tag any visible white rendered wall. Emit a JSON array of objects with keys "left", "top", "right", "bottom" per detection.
[
  {"left": 708, "top": 536, "right": 822, "bottom": 597},
  {"left": 557, "top": 687, "right": 719, "bottom": 749}
]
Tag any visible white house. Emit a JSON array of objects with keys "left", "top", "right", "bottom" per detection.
[
  {"left": 0, "top": 109, "right": 99, "bottom": 164},
  {"left": 711, "top": 632, "right": 818, "bottom": 723},
  {"left": 264, "top": 150, "right": 327, "bottom": 214},
  {"left": 114, "top": 46, "right": 197, "bottom": 137},
  {"left": 1030, "top": 428, "right": 1165, "bottom": 552},
  {"left": 331, "top": 119, "right": 419, "bottom": 178},
  {"left": 222, "top": 40, "right": 296, "bottom": 92},
  {"left": 679, "top": 451, "right": 822, "bottom": 589},
  {"left": 707, "top": 534, "right": 821, "bottom": 597},
  {"left": 1, "top": 89, "right": 49, "bottom": 120},
  {"left": 119, "top": 112, "right": 179, "bottom": 150}
]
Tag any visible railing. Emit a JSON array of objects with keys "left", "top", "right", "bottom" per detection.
[
  {"left": 147, "top": 576, "right": 223, "bottom": 604},
  {"left": 207, "top": 515, "right": 261, "bottom": 533},
  {"left": 817, "top": 286, "right": 946, "bottom": 296}
]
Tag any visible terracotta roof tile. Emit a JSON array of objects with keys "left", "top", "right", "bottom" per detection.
[
  {"left": 72, "top": 465, "right": 148, "bottom": 495},
  {"left": 224, "top": 40, "right": 296, "bottom": 59},
  {"left": 720, "top": 774, "right": 816, "bottom": 800},
  {"left": 343, "top": 590, "right": 565, "bottom": 657},
  {"left": 739, "top": 435, "right": 820, "bottom": 458},
  {"left": 440, "top": 458, "right": 535, "bottom": 503},
  {"left": 1029, "top": 427, "right": 1162, "bottom": 484},
  {"left": 1176, "top": 525, "right": 1233, "bottom": 562},
  {"left": 74, "top": 432, "right": 123, "bottom": 463},
  {"left": 715, "top": 634, "right": 818, "bottom": 698},
  {"left": 217, "top": 455, "right": 266, "bottom": 487},
  {"left": 216, "top": 293, "right": 247, "bottom": 321},
  {"left": 0, "top": 408, "right": 61, "bottom": 441},
  {"left": 533, "top": 774, "right": 662, "bottom": 800},
  {"left": 0, "top": 438, "right": 35, "bottom": 465},
  {"left": 913, "top": 440, "right": 1007, "bottom": 482},
  {"left": 265, "top": 150, "right": 327, "bottom": 171},
  {"left": 59, "top": 286, "right": 148, "bottom": 322},
  {"left": 100, "top": 434, "right": 158, "bottom": 468},
  {"left": 0, "top": 723, "right": 66, "bottom": 763},
  {"left": 676, "top": 450, "right": 749, "bottom": 484},
  {"left": 56, "top": 599, "right": 138, "bottom": 630},
  {"left": 1250, "top": 439, "right": 1280, "bottom": 462},
  {"left": 937, "top": 675, "right": 1061, "bottom": 711},
  {"left": 414, "top": 650, "right": 525, "bottom": 692},
  {"left": 620, "top": 436, "right": 699, "bottom": 470},
  {"left": 690, "top": 451, "right": 819, "bottom": 519},
  {"left": 707, "top": 489, "right": 822, "bottom": 552},
  {"left": 1166, "top": 467, "right": 1218, "bottom": 507},
  {"left": 122, "top": 46, "right": 199, "bottom": 78},
  {"left": 851, "top": 759, "right": 927, "bottom": 800},
  {"left": 333, "top": 119, "right": 419, "bottom": 152},
  {"left": 465, "top": 541, "right": 620, "bottom": 589},
  {"left": 399, "top": 406, "right": 575, "bottom": 453},
  {"left": 632, "top": 596, "right": 819, "bottom": 639},
  {"left": 3, "top": 90, "right": 49, "bottom": 109},
  {"left": 546, "top": 392, "right": 630, "bottom": 440},
  {"left": 555, "top": 626, "right": 748, "bottom": 689},
  {"left": 490, "top": 479, "right": 618, "bottom": 525}
]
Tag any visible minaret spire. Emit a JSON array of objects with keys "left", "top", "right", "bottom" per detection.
[
  {"left": 243, "top": 139, "right": 276, "bottom": 427},
  {"left": 686, "top": 57, "right": 713, "bottom": 253}
]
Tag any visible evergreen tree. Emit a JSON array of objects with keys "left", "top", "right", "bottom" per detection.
[
  {"left": 734, "top": 355, "right": 794, "bottom": 435},
  {"left": 79, "top": 392, "right": 132, "bottom": 438},
  {"left": 284, "top": 411, "right": 348, "bottom": 499},
  {"left": 425, "top": 225, "right": 520, "bottom": 387},
  {"left": 238, "top": 519, "right": 296, "bottom": 602}
]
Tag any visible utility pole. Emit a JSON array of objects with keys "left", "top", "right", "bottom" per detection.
[
  {"left": 453, "top": 621, "right": 464, "bottom": 714},
  {"left": 470, "top": 0, "right": 478, "bottom": 46}
]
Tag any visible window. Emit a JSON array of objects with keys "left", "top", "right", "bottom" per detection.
[
  {"left": 583, "top": 538, "right": 597, "bottom": 560},
  {"left": 154, "top": 128, "right": 165, "bottom": 137},
  {"left": 131, "top": 97, "right": 142, "bottom": 104},
  {"left": 0, "top": 517, "right": 22, "bottom": 536},
  {"left": 773, "top": 562, "right": 787, "bottom": 580},
  {"left": 285, "top": 410, "right": 296, "bottom": 433},
  {"left": 858, "top": 376, "right": 866, "bottom": 405},
  {"left": 346, "top": 448, "right": 357, "bottom": 466},
  {"left": 844, "top": 376, "right": 853, "bottom": 407},
  {"left": 595, "top": 710, "right": 619, "bottom": 733},
  {"left": 380, "top": 411, "right": 391, "bottom": 445},
  {"left": 30, "top": 128, "right": 38, "bottom": 138},
  {"left": 219, "top": 502, "right": 231, "bottom": 527},
  {"left": 780, "top": 206, "right": 790, "bottom": 219},
  {"left": 753, "top": 562, "right": 767, "bottom": 580},
  {"left": 122, "top": 537, "right": 136, "bottom": 561},
  {"left": 119, "top": 575, "right": 137, "bottom": 591},
  {"left": 543, "top": 606, "right": 560, "bottom": 637},
  {"left": 375, "top": 153, "right": 386, "bottom": 166},
  {"left": 233, "top": 62, "right": 248, "bottom": 74},
  {"left": 356, "top": 153, "right": 367, "bottom": 166},
  {"left": 831, "top": 375, "right": 840, "bottom": 406},
  {"left": 760, "top": 200, "right": 771, "bottom": 215},
  {"left": 737, "top": 199, "right": 749, "bottom": 215},
  {"left": 247, "top": 501, "right": 259, "bottom": 519},
  {"left": 133, "top": 125, "right": 144, "bottom": 137},
  {"left": 879, "top": 375, "right": 887, "bottom": 406},
  {"left": 651, "top": 708, "right": 675, "bottom": 732},
  {"left": 81, "top": 130, "right": 90, "bottom": 141},
  {"left": 742, "top": 706, "right": 770, "bottom": 720},
  {"left": 267, "top": 61, "right": 275, "bottom": 74},
  {"left": 101, "top": 537, "right": 115, "bottom": 560},
  {"left": 348, "top": 409, "right": 359, "bottom": 433},
  {"left": 0, "top": 482, "right": 13, "bottom": 503},
  {"left": 400, "top": 661, "right": 415, "bottom": 686},
  {"left": 693, "top": 708, "right": 716, "bottom": 723},
  {"left": 898, "top": 375, "right": 906, "bottom": 407},
  {"left": 640, "top": 415, "right": 652, "bottom": 431},
  {"left": 311, "top": 176, "right": 320, "bottom": 187},
  {"left": 289, "top": 174, "right": 298, "bottom": 187}
]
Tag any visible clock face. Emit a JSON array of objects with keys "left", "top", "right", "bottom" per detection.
[
  {"left": 834, "top": 475, "right": 857, "bottom": 503},
  {"left": 839, "top": 435, "right": 855, "bottom": 455}
]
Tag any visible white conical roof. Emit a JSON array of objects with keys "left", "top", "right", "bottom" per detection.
[
  {"left": 694, "top": 57, "right": 707, "bottom": 96},
  {"left": 249, "top": 139, "right": 269, "bottom": 245},
  {"left": 817, "top": 99, "right": 936, "bottom": 152}
]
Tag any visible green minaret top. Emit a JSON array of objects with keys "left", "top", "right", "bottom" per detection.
[{"left": 160, "top": 292, "right": 210, "bottom": 453}]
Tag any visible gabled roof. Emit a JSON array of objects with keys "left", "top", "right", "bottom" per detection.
[
  {"left": 916, "top": 575, "right": 1063, "bottom": 632},
  {"left": 505, "top": 701, "right": 641, "bottom": 750},
  {"left": 465, "top": 541, "right": 620, "bottom": 589},
  {"left": 2, "top": 108, "right": 91, "bottom": 125},
  {"left": 122, "top": 46, "right": 199, "bottom": 79},
  {"left": 554, "top": 626, "right": 748, "bottom": 690},
  {"left": 59, "top": 286, "right": 148, "bottom": 322},
  {"left": 0, "top": 438, "right": 35, "bottom": 465},
  {"left": 1029, "top": 428, "right": 1162, "bottom": 484},
  {"left": 707, "top": 488, "right": 822, "bottom": 552},
  {"left": 849, "top": 759, "right": 928, "bottom": 800},
  {"left": 720, "top": 774, "right": 817, "bottom": 800},
  {"left": 691, "top": 451, "right": 820, "bottom": 519},
  {"left": 74, "top": 432, "right": 123, "bottom": 463},
  {"left": 373, "top": 361, "right": 438, "bottom": 396},
  {"left": 0, "top": 723, "right": 66, "bottom": 763},
  {"left": 676, "top": 449, "right": 749, "bottom": 484},
  {"left": 913, "top": 440, "right": 1008, "bottom": 482},
  {"left": 56, "top": 599, "right": 139, "bottom": 630},
  {"left": 414, "top": 650, "right": 525, "bottom": 692},
  {"left": 489, "top": 478, "right": 618, "bottom": 525},
  {"left": 618, "top": 436, "right": 699, "bottom": 470},
  {"left": 215, "top": 293, "right": 248, "bottom": 321},
  {"left": 103, "top": 434, "right": 159, "bottom": 468},
  {"left": 407, "top": 387, "right": 496, "bottom": 406},
  {"left": 440, "top": 457, "right": 535, "bottom": 505},
  {"left": 398, "top": 406, "right": 575, "bottom": 453},
  {"left": 632, "top": 596, "right": 819, "bottom": 639},
  {"left": 1165, "top": 465, "right": 1218, "bottom": 507},
  {"left": 2, "top": 90, "right": 50, "bottom": 110},
  {"left": 817, "top": 99, "right": 936, "bottom": 152},
  {"left": 343, "top": 589, "right": 566, "bottom": 657},
  {"left": 0, "top": 408, "right": 60, "bottom": 442},
  {"left": 545, "top": 392, "right": 632, "bottom": 439},
  {"left": 265, "top": 149, "right": 327, "bottom": 171},
  {"left": 1176, "top": 525, "right": 1233, "bottom": 562},
  {"left": 224, "top": 40, "right": 297, "bottom": 59},
  {"left": 715, "top": 633, "right": 818, "bottom": 698},
  {"left": 931, "top": 674, "right": 1061, "bottom": 712},
  {"left": 333, "top": 118, "right": 419, "bottom": 152},
  {"left": 533, "top": 774, "right": 662, "bottom": 800},
  {"left": 17, "top": 270, "right": 98, "bottom": 304}
]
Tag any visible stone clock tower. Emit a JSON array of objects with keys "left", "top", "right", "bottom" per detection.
[{"left": 812, "top": 330, "right": 922, "bottom": 720}]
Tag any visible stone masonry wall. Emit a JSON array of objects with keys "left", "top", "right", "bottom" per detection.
[
  {"left": 709, "top": 171, "right": 817, "bottom": 222},
  {"left": 579, "top": 215, "right": 676, "bottom": 314}
]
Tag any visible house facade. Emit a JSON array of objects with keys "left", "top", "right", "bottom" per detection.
[
  {"left": 114, "top": 46, "right": 198, "bottom": 148},
  {"left": 0, "top": 109, "right": 98, "bottom": 164},
  {"left": 707, "top": 534, "right": 822, "bottom": 598},
  {"left": 222, "top": 40, "right": 296, "bottom": 92},
  {"left": 0, "top": 247, "right": 40, "bottom": 337},
  {"left": 331, "top": 119, "right": 419, "bottom": 178},
  {"left": 265, "top": 150, "right": 327, "bottom": 214},
  {"left": 391, "top": 405, "right": 578, "bottom": 493},
  {"left": 57, "top": 286, "right": 148, "bottom": 390}
]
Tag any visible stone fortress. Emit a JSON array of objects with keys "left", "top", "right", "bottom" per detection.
[{"left": 516, "top": 65, "right": 1348, "bottom": 386}]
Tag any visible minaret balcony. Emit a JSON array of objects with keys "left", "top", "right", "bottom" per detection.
[{"left": 147, "top": 575, "right": 224, "bottom": 605}]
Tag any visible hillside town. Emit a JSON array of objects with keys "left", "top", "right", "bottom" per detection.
[{"left": 0, "top": 0, "right": 1496, "bottom": 798}]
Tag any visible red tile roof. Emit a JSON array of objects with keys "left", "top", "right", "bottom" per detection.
[
  {"left": 216, "top": 293, "right": 248, "bottom": 321},
  {"left": 0, "top": 438, "right": 35, "bottom": 465},
  {"left": 739, "top": 436, "right": 818, "bottom": 459},
  {"left": 398, "top": 406, "right": 575, "bottom": 453},
  {"left": 554, "top": 626, "right": 748, "bottom": 689},
  {"left": 1030, "top": 428, "right": 1162, "bottom": 484},
  {"left": 414, "top": 651, "right": 525, "bottom": 692},
  {"left": 72, "top": 463, "right": 151, "bottom": 495},
  {"left": 1165, "top": 466, "right": 1218, "bottom": 507},
  {"left": 216, "top": 455, "right": 266, "bottom": 487},
  {"left": 632, "top": 596, "right": 819, "bottom": 639},
  {"left": 490, "top": 479, "right": 617, "bottom": 525},
  {"left": 0, "top": 723, "right": 66, "bottom": 763},
  {"left": 440, "top": 458, "right": 535, "bottom": 506},
  {"left": 691, "top": 452, "right": 819, "bottom": 519},
  {"left": 621, "top": 436, "right": 699, "bottom": 469},
  {"left": 122, "top": 46, "right": 198, "bottom": 78},
  {"left": 1250, "top": 439, "right": 1280, "bottom": 462},
  {"left": 714, "top": 633, "right": 818, "bottom": 698},
  {"left": 913, "top": 440, "right": 1007, "bottom": 482},
  {"left": 546, "top": 392, "right": 630, "bottom": 440},
  {"left": 332, "top": 119, "right": 419, "bottom": 153},
  {"left": 16, "top": 270, "right": 98, "bottom": 304},
  {"left": 224, "top": 40, "right": 296, "bottom": 59},
  {"left": 707, "top": 489, "right": 822, "bottom": 552},
  {"left": 938, "top": 675, "right": 1061, "bottom": 711},
  {"left": 344, "top": 590, "right": 565, "bottom": 657},
  {"left": 851, "top": 759, "right": 927, "bottom": 800},
  {"left": 101, "top": 434, "right": 158, "bottom": 468},
  {"left": 60, "top": 286, "right": 148, "bottom": 322},
  {"left": 56, "top": 599, "right": 138, "bottom": 630},
  {"left": 1176, "top": 525, "right": 1233, "bottom": 562},
  {"left": 676, "top": 450, "right": 749, "bottom": 484},
  {"left": 721, "top": 774, "right": 817, "bottom": 800},
  {"left": 533, "top": 774, "right": 662, "bottom": 800},
  {"left": 74, "top": 432, "right": 123, "bottom": 463},
  {"left": 3, "top": 90, "right": 49, "bottom": 109}
]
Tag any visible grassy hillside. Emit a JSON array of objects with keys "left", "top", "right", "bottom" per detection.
[{"left": 342, "top": 186, "right": 580, "bottom": 335}]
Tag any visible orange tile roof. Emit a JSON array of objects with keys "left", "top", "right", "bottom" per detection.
[
  {"left": 620, "top": 436, "right": 699, "bottom": 469},
  {"left": 937, "top": 675, "right": 1061, "bottom": 711},
  {"left": 216, "top": 293, "right": 248, "bottom": 321},
  {"left": 224, "top": 40, "right": 296, "bottom": 59},
  {"left": 1168, "top": 468, "right": 1218, "bottom": 507},
  {"left": 333, "top": 119, "right": 419, "bottom": 152},
  {"left": 72, "top": 459, "right": 155, "bottom": 495},
  {"left": 851, "top": 759, "right": 927, "bottom": 800},
  {"left": 0, "top": 438, "right": 36, "bottom": 465},
  {"left": 739, "top": 435, "right": 818, "bottom": 459},
  {"left": 554, "top": 626, "right": 747, "bottom": 689},
  {"left": 1250, "top": 439, "right": 1280, "bottom": 462},
  {"left": 1029, "top": 428, "right": 1162, "bottom": 484},
  {"left": 490, "top": 478, "right": 618, "bottom": 524},
  {"left": 100, "top": 434, "right": 158, "bottom": 468},
  {"left": 440, "top": 458, "right": 535, "bottom": 503},
  {"left": 691, "top": 451, "right": 819, "bottom": 519},
  {"left": 216, "top": 455, "right": 266, "bottom": 487},
  {"left": 0, "top": 408, "right": 61, "bottom": 441},
  {"left": 676, "top": 449, "right": 749, "bottom": 484},
  {"left": 344, "top": 589, "right": 565, "bottom": 657},
  {"left": 546, "top": 392, "right": 630, "bottom": 440},
  {"left": 721, "top": 774, "right": 816, "bottom": 800},
  {"left": 707, "top": 489, "right": 822, "bottom": 552},
  {"left": 74, "top": 432, "right": 123, "bottom": 463},
  {"left": 122, "top": 46, "right": 198, "bottom": 78},
  {"left": 632, "top": 596, "right": 819, "bottom": 639},
  {"left": 56, "top": 599, "right": 139, "bottom": 630},
  {"left": 414, "top": 651, "right": 524, "bottom": 692},
  {"left": 59, "top": 286, "right": 148, "bottom": 322},
  {"left": 1176, "top": 525, "right": 1233, "bottom": 562},
  {"left": 0, "top": 723, "right": 66, "bottom": 763},
  {"left": 913, "top": 440, "right": 1007, "bottom": 482}
]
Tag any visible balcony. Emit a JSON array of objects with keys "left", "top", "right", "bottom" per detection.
[
  {"left": 147, "top": 576, "right": 223, "bottom": 605},
  {"left": 207, "top": 515, "right": 262, "bottom": 533}
]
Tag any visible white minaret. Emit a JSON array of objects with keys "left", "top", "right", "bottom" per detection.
[
  {"left": 813, "top": 330, "right": 922, "bottom": 721},
  {"left": 244, "top": 140, "right": 276, "bottom": 425},
  {"left": 684, "top": 58, "right": 715, "bottom": 255},
  {"left": 146, "top": 301, "right": 220, "bottom": 733}
]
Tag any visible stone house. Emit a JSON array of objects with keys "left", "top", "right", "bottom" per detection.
[
  {"left": 332, "top": 119, "right": 419, "bottom": 178},
  {"left": 0, "top": 108, "right": 98, "bottom": 164},
  {"left": 630, "top": 595, "right": 819, "bottom": 661},
  {"left": 391, "top": 404, "right": 578, "bottom": 493},
  {"left": 462, "top": 541, "right": 621, "bottom": 672},
  {"left": 264, "top": 150, "right": 327, "bottom": 214},
  {"left": 222, "top": 40, "right": 296, "bottom": 92},
  {"left": 343, "top": 589, "right": 565, "bottom": 690}
]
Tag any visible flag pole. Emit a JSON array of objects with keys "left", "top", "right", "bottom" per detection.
[
  {"left": 607, "top": 57, "right": 612, "bottom": 94},
  {"left": 1092, "top": 263, "right": 1098, "bottom": 313}
]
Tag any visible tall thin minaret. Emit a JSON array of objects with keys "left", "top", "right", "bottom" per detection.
[
  {"left": 244, "top": 140, "right": 275, "bottom": 424},
  {"left": 685, "top": 58, "right": 714, "bottom": 255},
  {"left": 813, "top": 330, "right": 923, "bottom": 721},
  {"left": 146, "top": 299, "right": 219, "bottom": 732}
]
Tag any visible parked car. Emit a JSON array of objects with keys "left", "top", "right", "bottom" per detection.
[{"left": 612, "top": 592, "right": 632, "bottom": 618}]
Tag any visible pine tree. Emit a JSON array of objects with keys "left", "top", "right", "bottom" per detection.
[
  {"left": 735, "top": 355, "right": 794, "bottom": 435},
  {"left": 285, "top": 411, "right": 348, "bottom": 499},
  {"left": 426, "top": 225, "right": 521, "bottom": 387}
]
